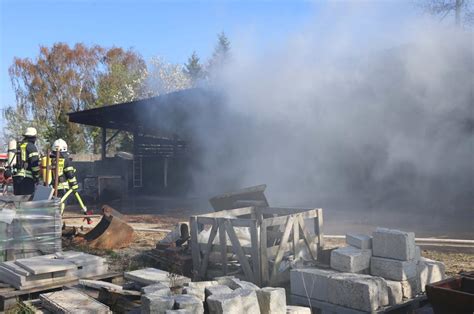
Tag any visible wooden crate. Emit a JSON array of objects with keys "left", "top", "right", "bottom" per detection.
[{"left": 190, "top": 207, "right": 324, "bottom": 286}]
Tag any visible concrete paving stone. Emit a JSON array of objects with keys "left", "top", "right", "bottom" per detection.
[
  {"left": 125, "top": 268, "right": 190, "bottom": 287},
  {"left": 330, "top": 246, "right": 371, "bottom": 273},
  {"left": 372, "top": 228, "right": 416, "bottom": 261},
  {"left": 286, "top": 305, "right": 311, "bottom": 314},
  {"left": 370, "top": 256, "right": 417, "bottom": 281},
  {"left": 79, "top": 279, "right": 123, "bottom": 291},
  {"left": 327, "top": 273, "right": 388, "bottom": 312},
  {"left": 141, "top": 295, "right": 174, "bottom": 314},
  {"left": 290, "top": 268, "right": 337, "bottom": 302},
  {"left": 182, "top": 286, "right": 205, "bottom": 301},
  {"left": 385, "top": 280, "right": 403, "bottom": 305},
  {"left": 256, "top": 287, "right": 286, "bottom": 314},
  {"left": 206, "top": 292, "right": 242, "bottom": 314},
  {"left": 401, "top": 277, "right": 420, "bottom": 299},
  {"left": 141, "top": 283, "right": 171, "bottom": 296},
  {"left": 40, "top": 288, "right": 111, "bottom": 314},
  {"left": 417, "top": 257, "right": 446, "bottom": 292},
  {"left": 205, "top": 285, "right": 233, "bottom": 299},
  {"left": 173, "top": 294, "right": 204, "bottom": 314},
  {"left": 233, "top": 288, "right": 260, "bottom": 313},
  {"left": 345, "top": 234, "right": 372, "bottom": 249},
  {"left": 2, "top": 261, "right": 31, "bottom": 276},
  {"left": 15, "top": 257, "right": 77, "bottom": 275}
]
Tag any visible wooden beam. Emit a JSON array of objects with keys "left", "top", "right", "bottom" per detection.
[
  {"left": 249, "top": 220, "right": 261, "bottom": 286},
  {"left": 270, "top": 216, "right": 294, "bottom": 285},
  {"left": 189, "top": 216, "right": 201, "bottom": 280},
  {"left": 297, "top": 216, "right": 317, "bottom": 261},
  {"left": 101, "top": 127, "right": 107, "bottom": 160},
  {"left": 105, "top": 129, "right": 121, "bottom": 145},
  {"left": 316, "top": 208, "right": 325, "bottom": 248},
  {"left": 224, "top": 220, "right": 254, "bottom": 282},
  {"left": 218, "top": 218, "right": 228, "bottom": 276},
  {"left": 199, "top": 220, "right": 218, "bottom": 277}
]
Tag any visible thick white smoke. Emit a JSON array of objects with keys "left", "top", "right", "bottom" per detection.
[{"left": 186, "top": 8, "right": 473, "bottom": 219}]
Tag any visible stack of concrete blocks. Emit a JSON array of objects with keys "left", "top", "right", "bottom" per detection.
[
  {"left": 370, "top": 228, "right": 445, "bottom": 300},
  {"left": 139, "top": 274, "right": 311, "bottom": 314},
  {"left": 290, "top": 228, "right": 446, "bottom": 312}
]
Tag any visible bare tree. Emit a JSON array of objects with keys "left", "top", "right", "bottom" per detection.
[{"left": 416, "top": 0, "right": 474, "bottom": 26}]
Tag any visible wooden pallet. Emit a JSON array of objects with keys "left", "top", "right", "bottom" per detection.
[{"left": 0, "top": 272, "right": 121, "bottom": 311}]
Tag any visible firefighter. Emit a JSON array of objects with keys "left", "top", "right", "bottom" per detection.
[
  {"left": 11, "top": 127, "right": 40, "bottom": 195},
  {"left": 50, "top": 139, "right": 91, "bottom": 222}
]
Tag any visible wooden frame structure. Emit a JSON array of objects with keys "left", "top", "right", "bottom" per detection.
[{"left": 190, "top": 207, "right": 324, "bottom": 286}]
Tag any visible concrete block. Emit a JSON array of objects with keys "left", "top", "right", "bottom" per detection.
[
  {"left": 372, "top": 228, "right": 415, "bottom": 261},
  {"left": 290, "top": 268, "right": 337, "bottom": 302},
  {"left": 141, "top": 295, "right": 174, "bottom": 314},
  {"left": 234, "top": 288, "right": 260, "bottom": 313},
  {"left": 330, "top": 246, "right": 371, "bottom": 273},
  {"left": 141, "top": 283, "right": 171, "bottom": 296},
  {"left": 370, "top": 256, "right": 417, "bottom": 280},
  {"left": 174, "top": 294, "right": 204, "bottom": 314},
  {"left": 418, "top": 257, "right": 445, "bottom": 292},
  {"left": 256, "top": 287, "right": 286, "bottom": 314},
  {"left": 345, "top": 234, "right": 372, "bottom": 249},
  {"left": 165, "top": 310, "right": 192, "bottom": 314},
  {"left": 214, "top": 276, "right": 236, "bottom": 286},
  {"left": 230, "top": 279, "right": 260, "bottom": 291},
  {"left": 415, "top": 246, "right": 421, "bottom": 262},
  {"left": 401, "top": 277, "right": 420, "bottom": 299},
  {"left": 327, "top": 273, "right": 388, "bottom": 312},
  {"left": 385, "top": 280, "right": 403, "bottom": 305},
  {"left": 182, "top": 286, "right": 205, "bottom": 301},
  {"left": 205, "top": 285, "right": 233, "bottom": 299},
  {"left": 125, "top": 268, "right": 190, "bottom": 287},
  {"left": 286, "top": 305, "right": 311, "bottom": 314},
  {"left": 186, "top": 280, "right": 218, "bottom": 289},
  {"left": 207, "top": 292, "right": 242, "bottom": 314},
  {"left": 41, "top": 289, "right": 111, "bottom": 314}
]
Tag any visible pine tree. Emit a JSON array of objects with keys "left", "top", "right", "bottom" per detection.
[
  {"left": 184, "top": 51, "right": 203, "bottom": 84},
  {"left": 208, "top": 32, "right": 231, "bottom": 75}
]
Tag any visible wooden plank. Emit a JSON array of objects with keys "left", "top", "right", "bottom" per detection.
[
  {"left": 224, "top": 220, "right": 254, "bottom": 281},
  {"left": 218, "top": 219, "right": 228, "bottom": 276},
  {"left": 297, "top": 216, "right": 317, "bottom": 261},
  {"left": 259, "top": 207, "right": 311, "bottom": 215},
  {"left": 249, "top": 220, "right": 261, "bottom": 286},
  {"left": 189, "top": 216, "right": 201, "bottom": 280},
  {"left": 196, "top": 216, "right": 216, "bottom": 226},
  {"left": 199, "top": 219, "right": 218, "bottom": 277},
  {"left": 196, "top": 207, "right": 254, "bottom": 218},
  {"left": 293, "top": 218, "right": 300, "bottom": 259},
  {"left": 270, "top": 216, "right": 294, "bottom": 285},
  {"left": 41, "top": 288, "right": 112, "bottom": 313},
  {"left": 316, "top": 208, "right": 325, "bottom": 248},
  {"left": 260, "top": 220, "right": 269, "bottom": 284},
  {"left": 262, "top": 215, "right": 289, "bottom": 227}
]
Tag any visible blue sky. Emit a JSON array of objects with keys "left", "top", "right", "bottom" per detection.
[{"left": 0, "top": 0, "right": 419, "bottom": 115}]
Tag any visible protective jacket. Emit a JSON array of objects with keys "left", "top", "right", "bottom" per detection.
[
  {"left": 50, "top": 152, "right": 79, "bottom": 191},
  {"left": 13, "top": 138, "right": 40, "bottom": 181}
]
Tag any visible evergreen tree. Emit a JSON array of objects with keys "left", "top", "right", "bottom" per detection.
[
  {"left": 208, "top": 32, "right": 231, "bottom": 75},
  {"left": 184, "top": 51, "right": 203, "bottom": 85}
]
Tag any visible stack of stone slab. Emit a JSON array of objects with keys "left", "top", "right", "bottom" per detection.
[
  {"left": 0, "top": 251, "right": 108, "bottom": 289},
  {"left": 137, "top": 272, "right": 311, "bottom": 314},
  {"left": 290, "top": 228, "right": 446, "bottom": 313}
]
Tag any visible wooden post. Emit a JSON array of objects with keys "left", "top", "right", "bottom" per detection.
[
  {"left": 250, "top": 220, "right": 261, "bottom": 286},
  {"left": 101, "top": 128, "right": 106, "bottom": 160},
  {"left": 260, "top": 219, "right": 269, "bottom": 285},
  {"left": 316, "top": 208, "right": 325, "bottom": 249},
  {"left": 163, "top": 158, "right": 168, "bottom": 188},
  {"left": 218, "top": 218, "right": 227, "bottom": 276},
  {"left": 189, "top": 216, "right": 201, "bottom": 281}
]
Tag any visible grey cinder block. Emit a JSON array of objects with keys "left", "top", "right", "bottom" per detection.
[
  {"left": 370, "top": 256, "right": 417, "bottom": 281},
  {"left": 330, "top": 246, "right": 371, "bottom": 273},
  {"left": 346, "top": 234, "right": 372, "bottom": 249},
  {"left": 372, "top": 228, "right": 415, "bottom": 261}
]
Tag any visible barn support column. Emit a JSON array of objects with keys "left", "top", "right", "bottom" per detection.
[{"left": 101, "top": 128, "right": 106, "bottom": 160}]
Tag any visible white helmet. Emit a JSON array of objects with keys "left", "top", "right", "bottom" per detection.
[
  {"left": 52, "top": 139, "right": 68, "bottom": 152},
  {"left": 24, "top": 127, "right": 37, "bottom": 137}
]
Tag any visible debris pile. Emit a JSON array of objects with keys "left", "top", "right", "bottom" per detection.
[
  {"left": 290, "top": 228, "right": 446, "bottom": 312},
  {"left": 0, "top": 251, "right": 108, "bottom": 289}
]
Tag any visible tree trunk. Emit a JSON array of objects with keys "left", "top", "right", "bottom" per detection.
[{"left": 455, "top": 0, "right": 462, "bottom": 27}]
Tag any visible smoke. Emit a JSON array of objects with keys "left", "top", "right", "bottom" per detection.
[{"left": 184, "top": 6, "right": 473, "bottom": 216}]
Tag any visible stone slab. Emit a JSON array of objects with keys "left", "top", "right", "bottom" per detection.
[
  {"left": 78, "top": 279, "right": 123, "bottom": 291},
  {"left": 234, "top": 288, "right": 260, "bottom": 313},
  {"left": 291, "top": 294, "right": 367, "bottom": 314},
  {"left": 125, "top": 268, "right": 190, "bottom": 287},
  {"left": 15, "top": 257, "right": 77, "bottom": 275},
  {"left": 330, "top": 246, "right": 371, "bottom": 273},
  {"left": 186, "top": 280, "right": 218, "bottom": 289},
  {"left": 40, "top": 289, "right": 111, "bottom": 313},
  {"left": 206, "top": 292, "right": 241, "bottom": 314},
  {"left": 256, "top": 287, "right": 286, "bottom": 314},
  {"left": 141, "top": 283, "right": 171, "bottom": 296},
  {"left": 401, "top": 277, "right": 420, "bottom": 299},
  {"left": 418, "top": 257, "right": 445, "bottom": 292},
  {"left": 370, "top": 256, "right": 417, "bottom": 281},
  {"left": 385, "top": 280, "right": 403, "bottom": 305},
  {"left": 182, "top": 286, "right": 205, "bottom": 301},
  {"left": 327, "top": 273, "right": 388, "bottom": 312},
  {"left": 141, "top": 295, "right": 174, "bottom": 314},
  {"left": 165, "top": 310, "right": 193, "bottom": 314},
  {"left": 372, "top": 228, "right": 415, "bottom": 261},
  {"left": 174, "top": 294, "right": 204, "bottom": 313},
  {"left": 229, "top": 279, "right": 260, "bottom": 291},
  {"left": 290, "top": 268, "right": 337, "bottom": 302},
  {"left": 345, "top": 234, "right": 372, "bottom": 249},
  {"left": 285, "top": 305, "right": 311, "bottom": 314}
]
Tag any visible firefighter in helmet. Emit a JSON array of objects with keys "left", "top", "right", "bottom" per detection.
[
  {"left": 11, "top": 127, "right": 40, "bottom": 195},
  {"left": 50, "top": 139, "right": 91, "bottom": 222}
]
